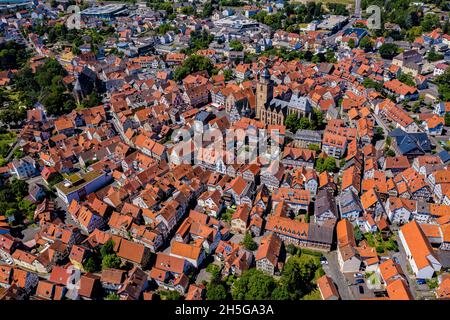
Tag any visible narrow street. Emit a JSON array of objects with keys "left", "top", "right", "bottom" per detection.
[{"left": 322, "top": 251, "right": 354, "bottom": 300}]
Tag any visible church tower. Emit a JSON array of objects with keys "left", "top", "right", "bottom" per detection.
[{"left": 255, "top": 67, "right": 273, "bottom": 121}]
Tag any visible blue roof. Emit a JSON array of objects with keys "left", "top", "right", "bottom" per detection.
[
  {"left": 195, "top": 110, "right": 212, "bottom": 123},
  {"left": 342, "top": 28, "right": 368, "bottom": 39},
  {"left": 438, "top": 150, "right": 450, "bottom": 163},
  {"left": 389, "top": 129, "right": 431, "bottom": 155}
]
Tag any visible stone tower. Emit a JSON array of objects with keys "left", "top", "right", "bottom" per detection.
[{"left": 255, "top": 67, "right": 273, "bottom": 120}]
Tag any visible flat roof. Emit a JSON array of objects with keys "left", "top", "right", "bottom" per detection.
[
  {"left": 55, "top": 170, "right": 104, "bottom": 195},
  {"left": 81, "top": 4, "right": 126, "bottom": 15}
]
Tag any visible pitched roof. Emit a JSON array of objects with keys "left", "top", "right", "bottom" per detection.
[
  {"left": 400, "top": 221, "right": 440, "bottom": 271},
  {"left": 317, "top": 275, "right": 339, "bottom": 300}
]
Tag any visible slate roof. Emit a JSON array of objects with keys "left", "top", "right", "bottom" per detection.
[
  {"left": 438, "top": 150, "right": 450, "bottom": 164},
  {"left": 389, "top": 128, "right": 431, "bottom": 155}
]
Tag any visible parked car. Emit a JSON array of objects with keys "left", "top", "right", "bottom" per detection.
[
  {"left": 358, "top": 286, "right": 365, "bottom": 294},
  {"left": 320, "top": 257, "right": 328, "bottom": 265},
  {"left": 416, "top": 279, "right": 427, "bottom": 285},
  {"left": 356, "top": 279, "right": 365, "bottom": 284},
  {"left": 393, "top": 257, "right": 400, "bottom": 264},
  {"left": 354, "top": 273, "right": 364, "bottom": 278}
]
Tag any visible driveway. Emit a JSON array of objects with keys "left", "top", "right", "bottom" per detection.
[{"left": 344, "top": 273, "right": 375, "bottom": 300}]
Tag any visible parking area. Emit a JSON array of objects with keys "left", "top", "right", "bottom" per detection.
[
  {"left": 322, "top": 251, "right": 383, "bottom": 300},
  {"left": 344, "top": 273, "right": 376, "bottom": 299}
]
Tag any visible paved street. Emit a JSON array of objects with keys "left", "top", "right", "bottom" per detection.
[
  {"left": 372, "top": 113, "right": 391, "bottom": 137},
  {"left": 322, "top": 251, "right": 379, "bottom": 300},
  {"left": 195, "top": 268, "right": 212, "bottom": 285},
  {"left": 322, "top": 251, "right": 354, "bottom": 300},
  {"left": 21, "top": 225, "right": 40, "bottom": 243}
]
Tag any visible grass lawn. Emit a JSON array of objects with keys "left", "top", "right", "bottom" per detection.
[
  {"left": 364, "top": 232, "right": 398, "bottom": 255},
  {"left": 299, "top": 251, "right": 322, "bottom": 265},
  {"left": 0, "top": 132, "right": 17, "bottom": 158},
  {"left": 302, "top": 289, "right": 322, "bottom": 300}
]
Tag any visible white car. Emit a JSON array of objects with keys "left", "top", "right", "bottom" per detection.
[
  {"left": 320, "top": 260, "right": 328, "bottom": 265},
  {"left": 354, "top": 273, "right": 364, "bottom": 278}
]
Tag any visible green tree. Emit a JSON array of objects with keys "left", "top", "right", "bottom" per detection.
[
  {"left": 231, "top": 269, "right": 277, "bottom": 300},
  {"left": 174, "top": 55, "right": 213, "bottom": 82},
  {"left": 5, "top": 208, "right": 17, "bottom": 218},
  {"left": 206, "top": 283, "right": 228, "bottom": 300},
  {"left": 427, "top": 48, "right": 444, "bottom": 62},
  {"left": 362, "top": 77, "right": 383, "bottom": 92},
  {"left": 102, "top": 254, "right": 121, "bottom": 270},
  {"left": 242, "top": 232, "right": 257, "bottom": 251},
  {"left": 10, "top": 179, "right": 28, "bottom": 198},
  {"left": 81, "top": 92, "right": 102, "bottom": 109},
  {"left": 286, "top": 243, "right": 299, "bottom": 256},
  {"left": 18, "top": 199, "right": 36, "bottom": 221},
  {"left": 359, "top": 36, "right": 373, "bottom": 52},
  {"left": 0, "top": 41, "right": 28, "bottom": 71},
  {"left": 324, "top": 50, "right": 337, "bottom": 63},
  {"left": 279, "top": 255, "right": 318, "bottom": 298},
  {"left": 379, "top": 43, "right": 399, "bottom": 59},
  {"left": 310, "top": 108, "right": 324, "bottom": 130},
  {"left": 445, "top": 113, "right": 450, "bottom": 127},
  {"left": 298, "top": 117, "right": 311, "bottom": 130},
  {"left": 421, "top": 14, "right": 441, "bottom": 32},
  {"left": 315, "top": 157, "right": 336, "bottom": 173},
  {"left": 83, "top": 256, "right": 100, "bottom": 273},
  {"left": 229, "top": 39, "right": 243, "bottom": 51},
  {"left": 201, "top": 2, "right": 213, "bottom": 18},
  {"left": 398, "top": 73, "right": 415, "bottom": 87},
  {"left": 285, "top": 113, "right": 299, "bottom": 132},
  {"left": 386, "top": 149, "right": 396, "bottom": 157},
  {"left": 348, "top": 38, "right": 356, "bottom": 49},
  {"left": 354, "top": 226, "right": 363, "bottom": 242},
  {"left": 100, "top": 239, "right": 115, "bottom": 257},
  {"left": 223, "top": 69, "right": 233, "bottom": 81},
  {"left": 160, "top": 290, "right": 181, "bottom": 300},
  {"left": 271, "top": 285, "right": 291, "bottom": 300},
  {"left": 308, "top": 144, "right": 320, "bottom": 152},
  {"left": 436, "top": 68, "right": 450, "bottom": 101},
  {"left": 180, "top": 6, "right": 194, "bottom": 15},
  {"left": 105, "top": 293, "right": 120, "bottom": 300}
]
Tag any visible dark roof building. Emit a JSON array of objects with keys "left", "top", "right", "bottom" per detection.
[{"left": 389, "top": 128, "right": 431, "bottom": 157}]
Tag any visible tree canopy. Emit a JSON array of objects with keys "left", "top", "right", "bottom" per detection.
[
  {"left": 14, "top": 58, "right": 76, "bottom": 115},
  {"left": 379, "top": 43, "right": 400, "bottom": 59},
  {"left": 315, "top": 157, "right": 337, "bottom": 173},
  {"left": 231, "top": 269, "right": 277, "bottom": 300},
  {"left": 242, "top": 232, "right": 258, "bottom": 251},
  {"left": 0, "top": 41, "right": 29, "bottom": 71},
  {"left": 436, "top": 68, "right": 450, "bottom": 102},
  {"left": 174, "top": 55, "right": 214, "bottom": 82}
]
